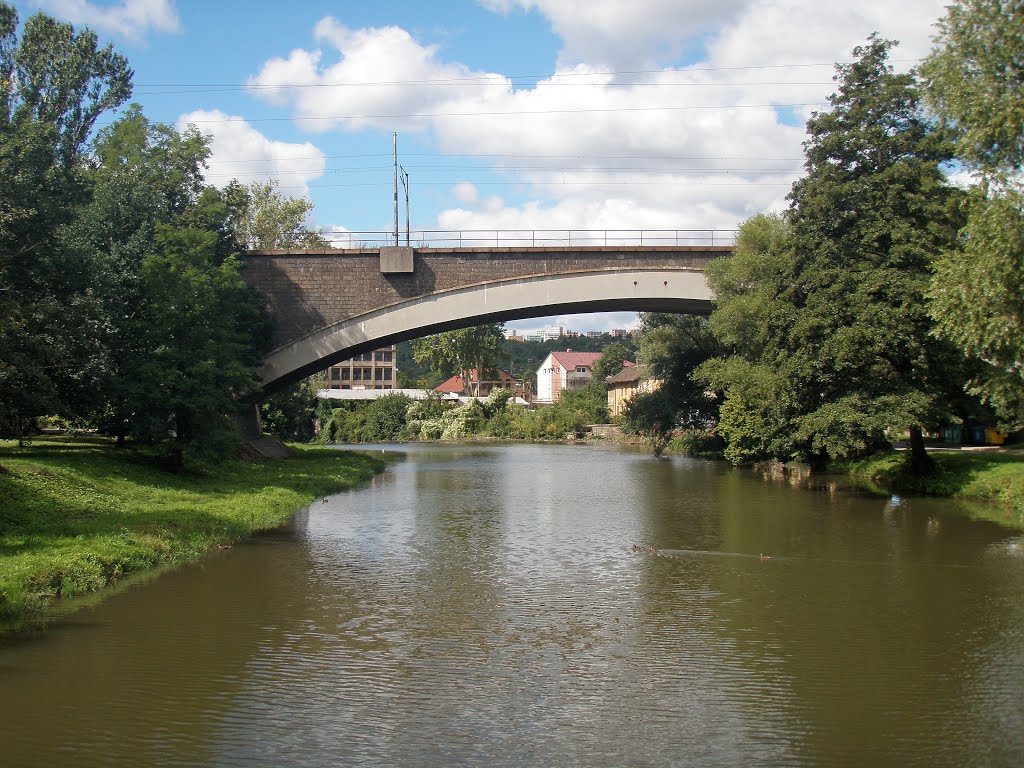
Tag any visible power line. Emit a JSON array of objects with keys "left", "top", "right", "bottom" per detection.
[
  {"left": 202, "top": 166, "right": 803, "bottom": 179},
  {"left": 178, "top": 101, "right": 826, "bottom": 125},
  {"left": 136, "top": 80, "right": 838, "bottom": 96},
  {"left": 130, "top": 58, "right": 923, "bottom": 92},
  {"left": 200, "top": 151, "right": 804, "bottom": 165}
]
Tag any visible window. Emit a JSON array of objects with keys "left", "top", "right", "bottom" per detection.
[
  {"left": 363, "top": 367, "right": 372, "bottom": 380},
  {"left": 353, "top": 368, "right": 362, "bottom": 381},
  {"left": 330, "top": 367, "right": 340, "bottom": 382},
  {"left": 341, "top": 367, "right": 350, "bottom": 380},
  {"left": 375, "top": 368, "right": 384, "bottom": 381},
  {"left": 383, "top": 369, "right": 392, "bottom": 381}
]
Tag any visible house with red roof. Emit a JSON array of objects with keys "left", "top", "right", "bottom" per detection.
[
  {"left": 535, "top": 350, "right": 634, "bottom": 403},
  {"left": 434, "top": 367, "right": 534, "bottom": 402}
]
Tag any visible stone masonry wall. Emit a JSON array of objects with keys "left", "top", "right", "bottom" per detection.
[{"left": 241, "top": 246, "right": 730, "bottom": 349}]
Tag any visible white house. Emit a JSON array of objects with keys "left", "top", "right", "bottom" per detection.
[{"left": 535, "top": 350, "right": 634, "bottom": 403}]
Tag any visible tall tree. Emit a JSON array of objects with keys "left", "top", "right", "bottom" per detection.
[
  {"left": 591, "top": 341, "right": 631, "bottom": 381},
  {"left": 627, "top": 313, "right": 720, "bottom": 455},
  {"left": 412, "top": 323, "right": 506, "bottom": 396},
  {"left": 225, "top": 179, "right": 330, "bottom": 249},
  {"left": 0, "top": 4, "right": 132, "bottom": 439},
  {"left": 701, "top": 39, "right": 966, "bottom": 471},
  {"left": 923, "top": 0, "right": 1024, "bottom": 429}
]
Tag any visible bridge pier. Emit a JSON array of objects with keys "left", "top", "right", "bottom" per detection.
[{"left": 236, "top": 403, "right": 263, "bottom": 441}]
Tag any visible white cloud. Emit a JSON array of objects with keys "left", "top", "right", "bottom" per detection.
[
  {"left": 176, "top": 110, "right": 327, "bottom": 195},
  {"left": 247, "top": 1, "right": 951, "bottom": 234},
  {"left": 246, "top": 18, "right": 509, "bottom": 134},
  {"left": 32, "top": 0, "right": 181, "bottom": 41},
  {"left": 480, "top": 0, "right": 748, "bottom": 67},
  {"left": 452, "top": 181, "right": 480, "bottom": 205}
]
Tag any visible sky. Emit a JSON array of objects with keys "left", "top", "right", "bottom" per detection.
[{"left": 15, "top": 0, "right": 949, "bottom": 335}]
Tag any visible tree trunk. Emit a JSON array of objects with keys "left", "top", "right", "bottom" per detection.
[{"left": 908, "top": 425, "right": 934, "bottom": 474}]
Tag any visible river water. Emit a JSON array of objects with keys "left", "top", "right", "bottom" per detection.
[{"left": 1, "top": 444, "right": 1022, "bottom": 767}]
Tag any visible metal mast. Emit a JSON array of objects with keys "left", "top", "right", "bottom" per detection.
[
  {"left": 400, "top": 166, "right": 410, "bottom": 246},
  {"left": 392, "top": 132, "right": 399, "bottom": 245}
]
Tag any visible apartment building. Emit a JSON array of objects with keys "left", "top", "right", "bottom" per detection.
[{"left": 326, "top": 345, "right": 397, "bottom": 390}]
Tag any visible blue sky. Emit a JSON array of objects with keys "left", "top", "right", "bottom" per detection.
[{"left": 16, "top": 0, "right": 948, "bottom": 334}]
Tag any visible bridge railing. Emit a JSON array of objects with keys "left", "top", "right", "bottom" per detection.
[{"left": 302, "top": 229, "right": 736, "bottom": 249}]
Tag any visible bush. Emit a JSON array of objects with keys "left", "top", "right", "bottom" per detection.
[{"left": 362, "top": 394, "right": 412, "bottom": 442}]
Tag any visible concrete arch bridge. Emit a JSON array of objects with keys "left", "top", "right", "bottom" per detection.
[{"left": 241, "top": 240, "right": 732, "bottom": 395}]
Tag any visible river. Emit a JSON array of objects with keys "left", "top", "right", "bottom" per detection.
[{"left": 1, "top": 443, "right": 1022, "bottom": 767}]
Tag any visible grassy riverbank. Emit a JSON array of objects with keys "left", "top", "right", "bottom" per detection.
[
  {"left": 842, "top": 450, "right": 1024, "bottom": 529},
  {"left": 0, "top": 437, "right": 385, "bottom": 634}
]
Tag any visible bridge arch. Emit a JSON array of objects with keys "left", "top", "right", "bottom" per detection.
[{"left": 257, "top": 267, "right": 713, "bottom": 393}]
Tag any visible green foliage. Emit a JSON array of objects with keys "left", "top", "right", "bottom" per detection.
[
  {"left": 362, "top": 394, "right": 412, "bottom": 442},
  {"left": 591, "top": 342, "right": 631, "bottom": 381},
  {"left": 928, "top": 189, "right": 1024, "bottom": 428},
  {"left": 702, "top": 38, "right": 968, "bottom": 470},
  {"left": 697, "top": 357, "right": 796, "bottom": 464},
  {"left": 0, "top": 4, "right": 132, "bottom": 439},
  {"left": 923, "top": 2, "right": 1024, "bottom": 429},
  {"left": 922, "top": 0, "right": 1024, "bottom": 175},
  {"left": 637, "top": 313, "right": 719, "bottom": 424},
  {"left": 554, "top": 384, "right": 609, "bottom": 433},
  {"left": 260, "top": 377, "right": 320, "bottom": 442},
  {"left": 1, "top": 5, "right": 132, "bottom": 164},
  {"left": 622, "top": 389, "right": 676, "bottom": 455},
  {"left": 319, "top": 404, "right": 369, "bottom": 444},
  {"left": 0, "top": 8, "right": 272, "bottom": 466},
  {"left": 224, "top": 179, "right": 329, "bottom": 249},
  {"left": 411, "top": 323, "right": 506, "bottom": 393}
]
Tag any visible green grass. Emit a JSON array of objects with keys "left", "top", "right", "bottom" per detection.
[
  {"left": 841, "top": 450, "right": 1024, "bottom": 529},
  {"left": 0, "top": 437, "right": 385, "bottom": 634}
]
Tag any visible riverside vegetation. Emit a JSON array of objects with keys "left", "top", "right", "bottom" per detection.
[{"left": 0, "top": 437, "right": 384, "bottom": 635}]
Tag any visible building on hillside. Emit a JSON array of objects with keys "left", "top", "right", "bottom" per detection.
[
  {"left": 610, "top": 328, "right": 633, "bottom": 338},
  {"left": 606, "top": 364, "right": 663, "bottom": 418},
  {"left": 540, "top": 325, "right": 564, "bottom": 341},
  {"left": 435, "top": 367, "right": 534, "bottom": 403},
  {"left": 326, "top": 344, "right": 397, "bottom": 390},
  {"left": 535, "top": 350, "right": 634, "bottom": 404},
  {"left": 585, "top": 331, "right": 604, "bottom": 338}
]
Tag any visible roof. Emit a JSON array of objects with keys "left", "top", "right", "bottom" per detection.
[
  {"left": 548, "top": 351, "right": 637, "bottom": 371},
  {"left": 549, "top": 351, "right": 601, "bottom": 369},
  {"left": 435, "top": 367, "right": 518, "bottom": 393},
  {"left": 606, "top": 364, "right": 647, "bottom": 384},
  {"left": 317, "top": 388, "right": 432, "bottom": 401}
]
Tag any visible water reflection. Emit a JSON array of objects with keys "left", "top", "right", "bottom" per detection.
[{"left": 0, "top": 444, "right": 1021, "bottom": 767}]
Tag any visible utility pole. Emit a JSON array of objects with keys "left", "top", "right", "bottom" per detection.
[
  {"left": 392, "top": 132, "right": 399, "bottom": 245},
  {"left": 400, "top": 166, "right": 410, "bottom": 246}
]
